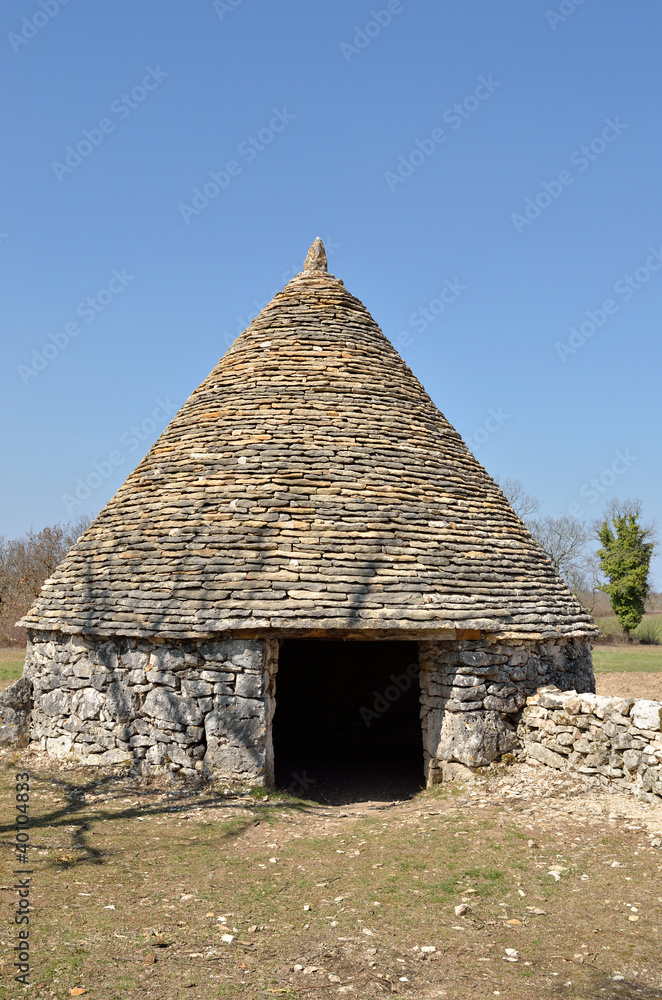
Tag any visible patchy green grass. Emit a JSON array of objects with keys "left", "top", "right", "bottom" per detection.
[
  {"left": 1, "top": 751, "right": 661, "bottom": 999},
  {"left": 592, "top": 644, "right": 662, "bottom": 673},
  {"left": 0, "top": 647, "right": 25, "bottom": 684}
]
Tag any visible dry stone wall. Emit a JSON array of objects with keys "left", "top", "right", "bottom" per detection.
[
  {"left": 420, "top": 636, "right": 594, "bottom": 779},
  {"left": 518, "top": 687, "right": 662, "bottom": 803},
  {"left": 22, "top": 630, "right": 277, "bottom": 783}
]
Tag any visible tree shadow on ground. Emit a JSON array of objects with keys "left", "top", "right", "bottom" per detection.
[
  {"left": 553, "top": 971, "right": 662, "bottom": 999},
  {"left": 0, "top": 760, "right": 317, "bottom": 869}
]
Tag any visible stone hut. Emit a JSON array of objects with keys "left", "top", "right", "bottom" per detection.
[{"left": 13, "top": 239, "right": 597, "bottom": 786}]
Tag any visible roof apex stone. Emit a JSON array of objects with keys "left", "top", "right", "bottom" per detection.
[{"left": 303, "top": 237, "right": 328, "bottom": 274}]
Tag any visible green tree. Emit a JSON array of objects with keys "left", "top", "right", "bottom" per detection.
[{"left": 596, "top": 502, "right": 654, "bottom": 639}]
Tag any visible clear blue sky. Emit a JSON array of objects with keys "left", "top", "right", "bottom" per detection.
[{"left": 1, "top": 0, "right": 660, "bottom": 588}]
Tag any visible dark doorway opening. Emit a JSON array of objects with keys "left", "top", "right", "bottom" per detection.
[{"left": 272, "top": 639, "right": 423, "bottom": 804}]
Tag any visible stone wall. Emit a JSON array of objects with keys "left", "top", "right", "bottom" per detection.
[
  {"left": 518, "top": 687, "right": 662, "bottom": 803},
  {"left": 419, "top": 636, "right": 594, "bottom": 781},
  {"left": 21, "top": 630, "right": 277, "bottom": 783},
  {"left": 2, "top": 630, "right": 599, "bottom": 789}
]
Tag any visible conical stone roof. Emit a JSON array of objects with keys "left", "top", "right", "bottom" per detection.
[{"left": 20, "top": 240, "right": 597, "bottom": 641}]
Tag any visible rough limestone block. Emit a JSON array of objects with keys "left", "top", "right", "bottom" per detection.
[
  {"left": 0, "top": 678, "right": 33, "bottom": 746},
  {"left": 536, "top": 690, "right": 569, "bottom": 710},
  {"left": 181, "top": 679, "right": 214, "bottom": 698},
  {"left": 146, "top": 742, "right": 169, "bottom": 766},
  {"left": 165, "top": 744, "right": 198, "bottom": 768},
  {"left": 199, "top": 641, "right": 230, "bottom": 662},
  {"left": 440, "top": 761, "right": 475, "bottom": 782},
  {"left": 40, "top": 688, "right": 73, "bottom": 717},
  {"left": 121, "top": 649, "right": 148, "bottom": 672},
  {"left": 72, "top": 659, "right": 94, "bottom": 679},
  {"left": 615, "top": 698, "right": 635, "bottom": 717},
  {"left": 200, "top": 669, "right": 235, "bottom": 682},
  {"left": 451, "top": 674, "right": 484, "bottom": 689},
  {"left": 526, "top": 742, "right": 566, "bottom": 770},
  {"left": 149, "top": 648, "right": 186, "bottom": 673},
  {"left": 142, "top": 689, "right": 202, "bottom": 726},
  {"left": 443, "top": 699, "right": 484, "bottom": 713},
  {"left": 212, "top": 682, "right": 233, "bottom": 696},
  {"left": 71, "top": 688, "right": 105, "bottom": 721},
  {"left": 631, "top": 701, "right": 662, "bottom": 732},
  {"left": 205, "top": 708, "right": 264, "bottom": 747},
  {"left": 96, "top": 642, "right": 119, "bottom": 670},
  {"left": 45, "top": 734, "right": 73, "bottom": 757},
  {"left": 105, "top": 680, "right": 137, "bottom": 721},
  {"left": 431, "top": 709, "right": 517, "bottom": 767},
  {"left": 450, "top": 684, "right": 487, "bottom": 701},
  {"left": 232, "top": 696, "right": 264, "bottom": 718},
  {"left": 641, "top": 766, "right": 662, "bottom": 792},
  {"left": 226, "top": 640, "right": 263, "bottom": 671},
  {"left": 483, "top": 695, "right": 520, "bottom": 713},
  {"left": 83, "top": 747, "right": 131, "bottom": 766},
  {"left": 456, "top": 651, "right": 494, "bottom": 668},
  {"left": 585, "top": 748, "right": 610, "bottom": 767},
  {"left": 147, "top": 670, "right": 179, "bottom": 687},
  {"left": 204, "top": 740, "right": 265, "bottom": 779}
]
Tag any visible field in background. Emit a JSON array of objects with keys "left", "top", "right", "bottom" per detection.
[
  {"left": 595, "top": 615, "right": 662, "bottom": 645},
  {"left": 593, "top": 644, "right": 662, "bottom": 673},
  {"left": 0, "top": 647, "right": 25, "bottom": 686}
]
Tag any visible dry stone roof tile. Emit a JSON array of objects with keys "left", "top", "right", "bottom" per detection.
[{"left": 20, "top": 241, "right": 597, "bottom": 640}]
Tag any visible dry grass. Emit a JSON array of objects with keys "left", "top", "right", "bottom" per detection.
[
  {"left": 0, "top": 646, "right": 25, "bottom": 690},
  {"left": 592, "top": 644, "right": 662, "bottom": 675},
  {"left": 1, "top": 749, "right": 661, "bottom": 999}
]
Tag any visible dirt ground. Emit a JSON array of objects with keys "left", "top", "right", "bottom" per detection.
[
  {"left": 1, "top": 747, "right": 661, "bottom": 1000},
  {"left": 595, "top": 672, "right": 662, "bottom": 701}
]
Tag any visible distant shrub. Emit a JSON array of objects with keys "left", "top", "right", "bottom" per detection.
[
  {"left": 633, "top": 617, "right": 662, "bottom": 645},
  {"left": 0, "top": 517, "right": 91, "bottom": 645}
]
